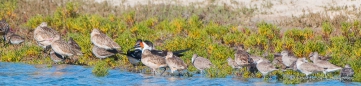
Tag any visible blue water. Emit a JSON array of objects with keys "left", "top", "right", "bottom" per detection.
[{"left": 0, "top": 62, "right": 360, "bottom": 85}]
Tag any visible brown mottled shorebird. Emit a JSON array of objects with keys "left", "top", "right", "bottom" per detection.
[
  {"left": 4, "top": 31, "right": 24, "bottom": 45},
  {"left": 308, "top": 52, "right": 331, "bottom": 61},
  {"left": 92, "top": 45, "right": 118, "bottom": 59},
  {"left": 296, "top": 58, "right": 326, "bottom": 77},
  {"left": 309, "top": 52, "right": 342, "bottom": 73},
  {"left": 90, "top": 29, "right": 120, "bottom": 50},
  {"left": 281, "top": 50, "right": 298, "bottom": 68},
  {"left": 254, "top": 57, "right": 278, "bottom": 78},
  {"left": 49, "top": 50, "right": 64, "bottom": 63},
  {"left": 340, "top": 64, "right": 354, "bottom": 82},
  {"left": 227, "top": 57, "right": 244, "bottom": 76},
  {"left": 0, "top": 19, "right": 9, "bottom": 35},
  {"left": 141, "top": 49, "right": 168, "bottom": 75},
  {"left": 272, "top": 53, "right": 297, "bottom": 71},
  {"left": 67, "top": 37, "right": 82, "bottom": 61},
  {"left": 191, "top": 54, "right": 213, "bottom": 74},
  {"left": 272, "top": 54, "right": 285, "bottom": 68},
  {"left": 234, "top": 46, "right": 251, "bottom": 66},
  {"left": 227, "top": 57, "right": 242, "bottom": 69},
  {"left": 68, "top": 37, "right": 81, "bottom": 51},
  {"left": 49, "top": 36, "right": 83, "bottom": 60},
  {"left": 33, "top": 22, "right": 60, "bottom": 52},
  {"left": 165, "top": 52, "right": 187, "bottom": 76}
]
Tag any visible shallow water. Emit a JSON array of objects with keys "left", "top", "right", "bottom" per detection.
[{"left": 0, "top": 62, "right": 360, "bottom": 85}]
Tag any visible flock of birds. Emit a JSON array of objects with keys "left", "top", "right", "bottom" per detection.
[{"left": 0, "top": 20, "right": 356, "bottom": 82}]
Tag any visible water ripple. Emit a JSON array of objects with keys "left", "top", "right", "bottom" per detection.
[{"left": 0, "top": 62, "right": 360, "bottom": 85}]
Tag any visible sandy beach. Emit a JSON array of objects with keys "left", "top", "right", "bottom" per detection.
[{"left": 95, "top": 0, "right": 361, "bottom": 23}]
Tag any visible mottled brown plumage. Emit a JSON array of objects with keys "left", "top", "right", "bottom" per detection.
[
  {"left": 49, "top": 50, "right": 64, "bottom": 63},
  {"left": 192, "top": 54, "right": 213, "bottom": 74},
  {"left": 50, "top": 36, "right": 83, "bottom": 59},
  {"left": 165, "top": 52, "right": 187, "bottom": 74},
  {"left": 68, "top": 37, "right": 81, "bottom": 51},
  {"left": 296, "top": 58, "right": 326, "bottom": 76},
  {"left": 227, "top": 57, "right": 241, "bottom": 69},
  {"left": 92, "top": 45, "right": 118, "bottom": 59},
  {"left": 234, "top": 46, "right": 251, "bottom": 66},
  {"left": 91, "top": 29, "right": 120, "bottom": 50},
  {"left": 4, "top": 31, "right": 24, "bottom": 45},
  {"left": 309, "top": 52, "right": 341, "bottom": 73},
  {"left": 34, "top": 22, "right": 60, "bottom": 49},
  {"left": 0, "top": 19, "right": 9, "bottom": 35},
  {"left": 255, "top": 58, "right": 278, "bottom": 77},
  {"left": 141, "top": 49, "right": 167, "bottom": 75},
  {"left": 281, "top": 50, "right": 298, "bottom": 68},
  {"left": 341, "top": 64, "right": 354, "bottom": 82}
]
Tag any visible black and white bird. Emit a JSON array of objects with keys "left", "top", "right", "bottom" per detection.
[
  {"left": 125, "top": 39, "right": 189, "bottom": 67},
  {"left": 126, "top": 39, "right": 143, "bottom": 67},
  {"left": 138, "top": 39, "right": 189, "bottom": 57}
]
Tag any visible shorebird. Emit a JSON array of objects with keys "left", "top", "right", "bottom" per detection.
[
  {"left": 272, "top": 53, "right": 297, "bottom": 71},
  {"left": 296, "top": 58, "right": 326, "bottom": 78},
  {"left": 66, "top": 37, "right": 82, "bottom": 61},
  {"left": 49, "top": 36, "right": 83, "bottom": 60},
  {"left": 141, "top": 49, "right": 168, "bottom": 75},
  {"left": 92, "top": 45, "right": 119, "bottom": 59},
  {"left": 280, "top": 50, "right": 298, "bottom": 68},
  {"left": 0, "top": 19, "right": 9, "bottom": 35},
  {"left": 272, "top": 54, "right": 285, "bottom": 69},
  {"left": 126, "top": 39, "right": 143, "bottom": 67},
  {"left": 68, "top": 37, "right": 81, "bottom": 51},
  {"left": 49, "top": 50, "right": 64, "bottom": 63},
  {"left": 254, "top": 57, "right": 278, "bottom": 78},
  {"left": 191, "top": 54, "right": 213, "bottom": 74},
  {"left": 126, "top": 49, "right": 142, "bottom": 66},
  {"left": 90, "top": 29, "right": 121, "bottom": 50},
  {"left": 340, "top": 64, "right": 354, "bottom": 82},
  {"left": 33, "top": 22, "right": 60, "bottom": 52},
  {"left": 309, "top": 52, "right": 342, "bottom": 73},
  {"left": 309, "top": 52, "right": 331, "bottom": 61},
  {"left": 4, "top": 31, "right": 24, "bottom": 45},
  {"left": 165, "top": 52, "right": 187, "bottom": 76},
  {"left": 228, "top": 57, "right": 245, "bottom": 76},
  {"left": 227, "top": 57, "right": 242, "bottom": 69},
  {"left": 234, "top": 46, "right": 252, "bottom": 67}
]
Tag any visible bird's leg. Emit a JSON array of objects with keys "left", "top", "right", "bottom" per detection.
[
  {"left": 153, "top": 68, "right": 156, "bottom": 75},
  {"left": 160, "top": 67, "right": 167, "bottom": 76},
  {"left": 2, "top": 37, "right": 6, "bottom": 47},
  {"left": 179, "top": 71, "right": 183, "bottom": 76}
]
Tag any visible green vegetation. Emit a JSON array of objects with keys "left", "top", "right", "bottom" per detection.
[
  {"left": 92, "top": 60, "right": 109, "bottom": 77},
  {"left": 0, "top": 0, "right": 360, "bottom": 84}
]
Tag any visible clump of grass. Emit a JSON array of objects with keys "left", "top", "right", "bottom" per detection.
[{"left": 92, "top": 60, "right": 109, "bottom": 77}]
